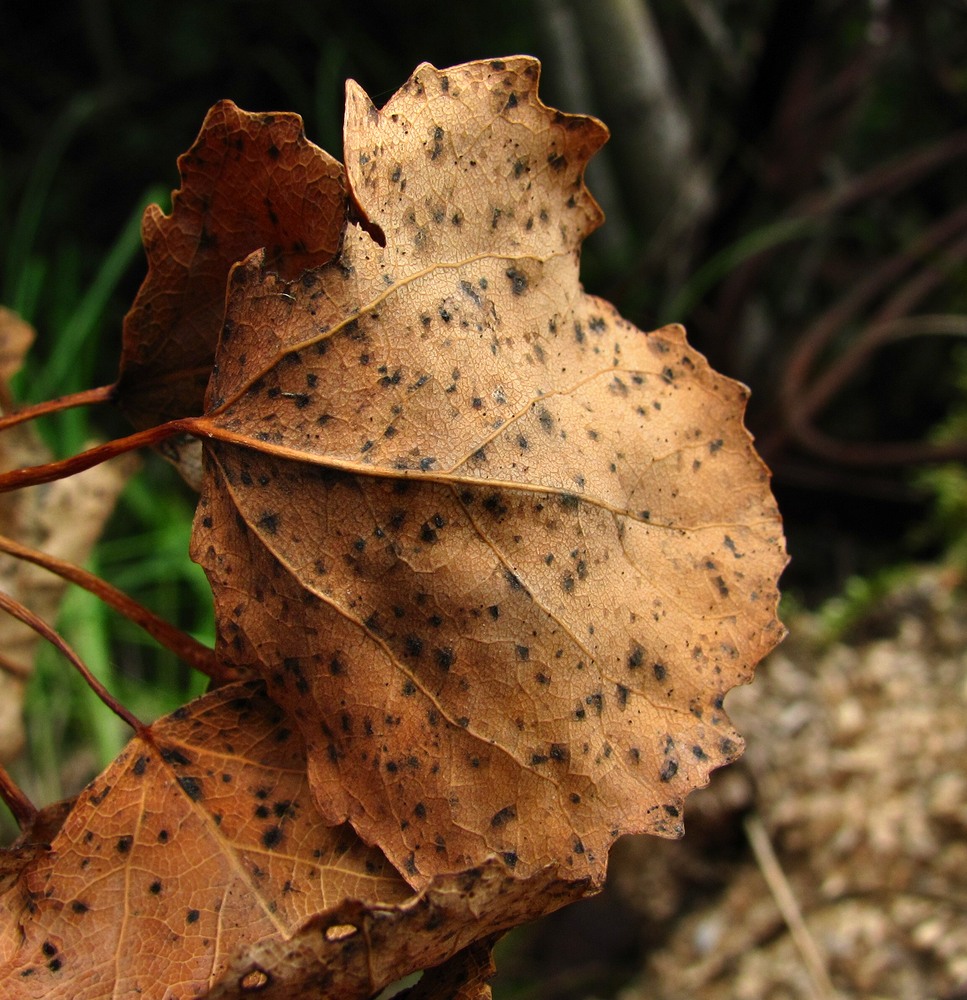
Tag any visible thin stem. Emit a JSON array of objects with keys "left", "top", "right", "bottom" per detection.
[
  {"left": 0, "top": 384, "right": 116, "bottom": 433},
  {"left": 0, "top": 590, "right": 145, "bottom": 736},
  {"left": 0, "top": 533, "right": 236, "bottom": 684},
  {"left": 745, "top": 813, "right": 839, "bottom": 1000},
  {"left": 0, "top": 761, "right": 37, "bottom": 831},
  {"left": 0, "top": 418, "right": 196, "bottom": 494}
]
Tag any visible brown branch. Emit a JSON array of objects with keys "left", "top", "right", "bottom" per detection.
[
  {"left": 0, "top": 760, "right": 36, "bottom": 830},
  {"left": 0, "top": 384, "right": 116, "bottom": 432},
  {"left": 0, "top": 533, "right": 236, "bottom": 685},
  {"left": 781, "top": 204, "right": 967, "bottom": 409},
  {"left": 796, "top": 128, "right": 967, "bottom": 221},
  {"left": 784, "top": 423, "right": 967, "bottom": 468},
  {"left": 758, "top": 205, "right": 967, "bottom": 463},
  {"left": 0, "top": 590, "right": 145, "bottom": 736}
]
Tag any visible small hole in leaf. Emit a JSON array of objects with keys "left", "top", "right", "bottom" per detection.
[
  {"left": 240, "top": 968, "right": 271, "bottom": 991},
  {"left": 325, "top": 923, "right": 358, "bottom": 942}
]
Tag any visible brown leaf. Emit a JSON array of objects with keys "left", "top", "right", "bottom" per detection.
[
  {"left": 116, "top": 100, "right": 346, "bottom": 431},
  {"left": 206, "top": 864, "right": 583, "bottom": 1000},
  {"left": 0, "top": 681, "right": 409, "bottom": 997},
  {"left": 189, "top": 58, "right": 786, "bottom": 887}
]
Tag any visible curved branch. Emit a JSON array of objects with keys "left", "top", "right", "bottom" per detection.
[
  {"left": 0, "top": 533, "right": 235, "bottom": 684},
  {"left": 0, "top": 590, "right": 145, "bottom": 736}
]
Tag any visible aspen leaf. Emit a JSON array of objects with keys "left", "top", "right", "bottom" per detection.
[
  {"left": 116, "top": 101, "right": 346, "bottom": 432},
  {"left": 0, "top": 682, "right": 409, "bottom": 997},
  {"left": 189, "top": 57, "right": 787, "bottom": 888}
]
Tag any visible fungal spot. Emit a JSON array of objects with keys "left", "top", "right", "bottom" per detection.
[
  {"left": 435, "top": 647, "right": 454, "bottom": 671},
  {"left": 490, "top": 805, "right": 516, "bottom": 828},
  {"left": 116, "top": 835, "right": 133, "bottom": 854},
  {"left": 149, "top": 880, "right": 162, "bottom": 895},
  {"left": 261, "top": 826, "right": 283, "bottom": 849},
  {"left": 505, "top": 268, "right": 528, "bottom": 294},
  {"left": 653, "top": 662, "right": 667, "bottom": 681},
  {"left": 257, "top": 512, "right": 279, "bottom": 534},
  {"left": 660, "top": 759, "right": 679, "bottom": 782},
  {"left": 177, "top": 776, "right": 203, "bottom": 801}
]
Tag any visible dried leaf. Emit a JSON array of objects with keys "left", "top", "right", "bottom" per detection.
[
  {"left": 0, "top": 682, "right": 409, "bottom": 997},
  {"left": 190, "top": 57, "right": 786, "bottom": 887},
  {"left": 0, "top": 310, "right": 134, "bottom": 760},
  {"left": 0, "top": 306, "right": 34, "bottom": 389},
  {"left": 116, "top": 101, "right": 346, "bottom": 431},
  {"left": 206, "top": 864, "right": 582, "bottom": 1000}
]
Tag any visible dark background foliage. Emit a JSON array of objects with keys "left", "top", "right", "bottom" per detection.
[{"left": 2, "top": 1, "right": 966, "bottom": 995}]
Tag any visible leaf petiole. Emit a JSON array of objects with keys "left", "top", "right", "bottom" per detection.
[
  {"left": 0, "top": 417, "right": 199, "bottom": 494},
  {"left": 0, "top": 384, "right": 116, "bottom": 434},
  {"left": 0, "top": 760, "right": 37, "bottom": 831}
]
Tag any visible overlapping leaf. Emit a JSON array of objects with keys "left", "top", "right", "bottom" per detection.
[
  {"left": 116, "top": 101, "right": 346, "bottom": 431},
  {"left": 188, "top": 58, "right": 787, "bottom": 888},
  {"left": 0, "top": 682, "right": 408, "bottom": 997},
  {"left": 207, "top": 865, "right": 581, "bottom": 1000}
]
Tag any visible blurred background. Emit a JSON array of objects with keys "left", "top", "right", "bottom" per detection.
[{"left": 1, "top": 1, "right": 966, "bottom": 996}]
